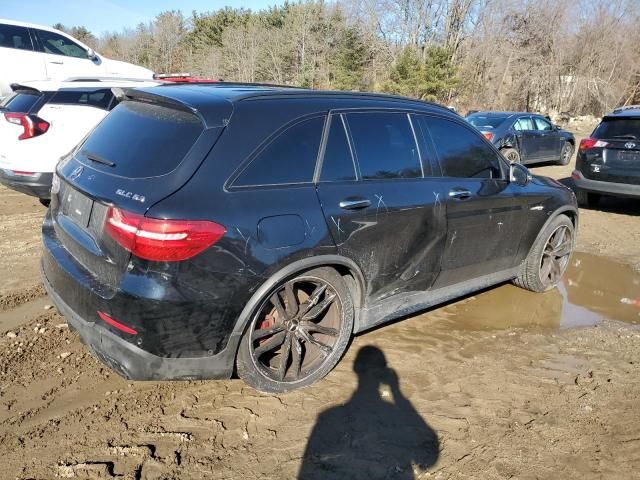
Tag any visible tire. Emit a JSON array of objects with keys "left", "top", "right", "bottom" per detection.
[
  {"left": 575, "top": 189, "right": 600, "bottom": 207},
  {"left": 513, "top": 214, "right": 575, "bottom": 293},
  {"left": 501, "top": 147, "right": 521, "bottom": 164},
  {"left": 236, "top": 266, "right": 354, "bottom": 393},
  {"left": 558, "top": 142, "right": 574, "bottom": 166}
]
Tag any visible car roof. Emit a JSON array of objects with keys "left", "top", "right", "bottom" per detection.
[
  {"left": 468, "top": 111, "right": 544, "bottom": 117},
  {"left": 13, "top": 78, "right": 162, "bottom": 92},
  {"left": 1, "top": 17, "right": 68, "bottom": 32},
  {"left": 606, "top": 105, "right": 640, "bottom": 118},
  {"left": 126, "top": 83, "right": 456, "bottom": 127}
]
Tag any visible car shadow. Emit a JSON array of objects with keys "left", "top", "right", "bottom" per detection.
[
  {"left": 298, "top": 346, "right": 439, "bottom": 479},
  {"left": 559, "top": 177, "right": 639, "bottom": 216}
]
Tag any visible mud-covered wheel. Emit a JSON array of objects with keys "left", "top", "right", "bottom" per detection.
[
  {"left": 558, "top": 142, "right": 574, "bottom": 166},
  {"left": 575, "top": 189, "right": 600, "bottom": 207},
  {"left": 502, "top": 147, "right": 521, "bottom": 164},
  {"left": 514, "top": 214, "right": 575, "bottom": 293},
  {"left": 236, "top": 267, "right": 353, "bottom": 393}
]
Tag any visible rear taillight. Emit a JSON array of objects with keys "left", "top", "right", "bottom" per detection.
[
  {"left": 481, "top": 131, "right": 494, "bottom": 141},
  {"left": 104, "top": 207, "right": 226, "bottom": 262},
  {"left": 579, "top": 137, "right": 608, "bottom": 152},
  {"left": 4, "top": 112, "right": 50, "bottom": 140},
  {"left": 98, "top": 311, "right": 137, "bottom": 335}
]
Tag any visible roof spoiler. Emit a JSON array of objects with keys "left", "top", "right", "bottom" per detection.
[
  {"left": 10, "top": 83, "right": 41, "bottom": 93},
  {"left": 612, "top": 105, "right": 640, "bottom": 114}
]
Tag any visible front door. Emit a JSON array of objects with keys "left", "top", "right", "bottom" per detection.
[
  {"left": 316, "top": 112, "right": 448, "bottom": 304},
  {"left": 417, "top": 115, "right": 527, "bottom": 288},
  {"left": 513, "top": 116, "right": 543, "bottom": 163},
  {"left": 32, "top": 28, "right": 99, "bottom": 80},
  {"left": 533, "top": 116, "right": 561, "bottom": 159}
]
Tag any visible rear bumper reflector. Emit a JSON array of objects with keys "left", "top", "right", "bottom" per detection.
[{"left": 97, "top": 311, "right": 138, "bottom": 335}]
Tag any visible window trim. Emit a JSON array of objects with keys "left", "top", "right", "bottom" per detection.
[
  {"left": 419, "top": 112, "right": 508, "bottom": 181},
  {"left": 227, "top": 113, "right": 327, "bottom": 190},
  {"left": 342, "top": 109, "right": 426, "bottom": 182},
  {"left": 0, "top": 23, "right": 34, "bottom": 51},
  {"left": 315, "top": 113, "right": 359, "bottom": 184}
]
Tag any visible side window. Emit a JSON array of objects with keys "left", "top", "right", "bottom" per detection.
[
  {"left": 514, "top": 117, "right": 533, "bottom": 131},
  {"left": 534, "top": 117, "right": 553, "bottom": 131},
  {"left": 0, "top": 24, "right": 33, "bottom": 50},
  {"left": 50, "top": 90, "right": 113, "bottom": 110},
  {"left": 346, "top": 112, "right": 422, "bottom": 180},
  {"left": 320, "top": 115, "right": 356, "bottom": 182},
  {"left": 35, "top": 29, "right": 88, "bottom": 59},
  {"left": 234, "top": 116, "right": 324, "bottom": 187},
  {"left": 423, "top": 116, "right": 502, "bottom": 179}
]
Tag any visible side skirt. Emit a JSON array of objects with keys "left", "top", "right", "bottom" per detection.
[{"left": 356, "top": 266, "right": 520, "bottom": 333}]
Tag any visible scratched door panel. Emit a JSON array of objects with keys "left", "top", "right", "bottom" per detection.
[{"left": 316, "top": 179, "right": 448, "bottom": 304}]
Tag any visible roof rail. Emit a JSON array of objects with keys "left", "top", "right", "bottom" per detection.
[
  {"left": 612, "top": 105, "right": 640, "bottom": 114},
  {"left": 63, "top": 76, "right": 155, "bottom": 83}
]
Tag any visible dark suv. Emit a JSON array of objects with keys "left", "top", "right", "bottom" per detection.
[
  {"left": 573, "top": 105, "right": 640, "bottom": 206},
  {"left": 42, "top": 84, "right": 578, "bottom": 392}
]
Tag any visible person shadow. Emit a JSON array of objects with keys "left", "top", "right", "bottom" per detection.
[{"left": 298, "top": 345, "right": 439, "bottom": 479}]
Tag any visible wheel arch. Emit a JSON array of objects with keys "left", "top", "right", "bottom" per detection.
[
  {"left": 229, "top": 254, "right": 366, "bottom": 355},
  {"left": 525, "top": 205, "right": 578, "bottom": 260}
]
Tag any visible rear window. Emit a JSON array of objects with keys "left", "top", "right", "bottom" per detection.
[
  {"left": 466, "top": 115, "right": 508, "bottom": 130},
  {"left": 49, "top": 89, "right": 114, "bottom": 111},
  {"left": 78, "top": 101, "right": 203, "bottom": 178},
  {"left": 593, "top": 118, "right": 640, "bottom": 140},
  {"left": 0, "top": 91, "right": 42, "bottom": 113}
]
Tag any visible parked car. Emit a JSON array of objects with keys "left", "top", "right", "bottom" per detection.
[
  {"left": 0, "top": 78, "right": 160, "bottom": 203},
  {"left": 0, "top": 19, "right": 154, "bottom": 99},
  {"left": 42, "top": 85, "right": 578, "bottom": 393},
  {"left": 572, "top": 105, "right": 640, "bottom": 206},
  {"left": 466, "top": 111, "right": 575, "bottom": 166}
]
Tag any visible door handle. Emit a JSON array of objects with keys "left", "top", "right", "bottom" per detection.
[
  {"left": 339, "top": 197, "right": 371, "bottom": 210},
  {"left": 448, "top": 189, "right": 472, "bottom": 200},
  {"left": 49, "top": 60, "right": 64, "bottom": 65}
]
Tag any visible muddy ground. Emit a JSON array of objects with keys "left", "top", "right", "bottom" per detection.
[{"left": 0, "top": 131, "right": 639, "bottom": 479}]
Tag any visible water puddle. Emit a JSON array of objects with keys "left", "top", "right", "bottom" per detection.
[{"left": 428, "top": 253, "right": 640, "bottom": 331}]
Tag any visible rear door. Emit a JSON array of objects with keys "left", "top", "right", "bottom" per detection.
[
  {"left": 51, "top": 95, "right": 231, "bottom": 289},
  {"left": 315, "top": 111, "right": 448, "bottom": 304},
  {"left": 512, "top": 116, "right": 541, "bottom": 162},
  {"left": 591, "top": 117, "right": 640, "bottom": 184},
  {"left": 417, "top": 114, "right": 526, "bottom": 288},
  {"left": 0, "top": 24, "right": 46, "bottom": 90}
]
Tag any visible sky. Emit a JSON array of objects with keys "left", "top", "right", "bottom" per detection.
[{"left": 0, "top": 0, "right": 286, "bottom": 36}]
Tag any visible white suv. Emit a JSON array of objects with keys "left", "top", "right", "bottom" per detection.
[
  {"left": 0, "top": 79, "right": 159, "bottom": 203},
  {"left": 0, "top": 19, "right": 154, "bottom": 99}
]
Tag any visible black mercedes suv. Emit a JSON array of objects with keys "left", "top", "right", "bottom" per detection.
[
  {"left": 42, "top": 84, "right": 578, "bottom": 392},
  {"left": 573, "top": 105, "right": 640, "bottom": 206}
]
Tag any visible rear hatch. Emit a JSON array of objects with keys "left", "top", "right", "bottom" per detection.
[
  {"left": 586, "top": 116, "right": 640, "bottom": 184},
  {"left": 49, "top": 87, "right": 233, "bottom": 293}
]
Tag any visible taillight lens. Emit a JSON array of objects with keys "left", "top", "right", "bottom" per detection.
[
  {"left": 4, "top": 112, "right": 50, "bottom": 140},
  {"left": 579, "top": 137, "right": 608, "bottom": 152},
  {"left": 481, "top": 131, "right": 494, "bottom": 141},
  {"left": 104, "top": 207, "right": 226, "bottom": 262}
]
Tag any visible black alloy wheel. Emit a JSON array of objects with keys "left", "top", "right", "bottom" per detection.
[
  {"left": 539, "top": 224, "right": 573, "bottom": 288},
  {"left": 237, "top": 267, "right": 353, "bottom": 393}
]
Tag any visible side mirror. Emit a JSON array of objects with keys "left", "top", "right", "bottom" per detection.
[
  {"left": 86, "top": 48, "right": 98, "bottom": 61},
  {"left": 510, "top": 163, "right": 531, "bottom": 186}
]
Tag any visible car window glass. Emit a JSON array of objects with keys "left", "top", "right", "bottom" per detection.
[
  {"left": 423, "top": 116, "right": 502, "bottom": 179},
  {"left": 50, "top": 90, "right": 113, "bottom": 110},
  {"left": 0, "top": 91, "right": 42, "bottom": 112},
  {"left": 534, "top": 117, "right": 553, "bottom": 131},
  {"left": 592, "top": 118, "right": 640, "bottom": 139},
  {"left": 321, "top": 115, "right": 356, "bottom": 182},
  {"left": 0, "top": 24, "right": 32, "bottom": 50},
  {"left": 346, "top": 112, "right": 422, "bottom": 180},
  {"left": 514, "top": 117, "right": 534, "bottom": 131},
  {"left": 235, "top": 116, "right": 324, "bottom": 186},
  {"left": 35, "top": 29, "right": 87, "bottom": 59}
]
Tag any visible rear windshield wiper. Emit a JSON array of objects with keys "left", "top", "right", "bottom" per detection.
[
  {"left": 610, "top": 134, "right": 638, "bottom": 139},
  {"left": 83, "top": 150, "right": 116, "bottom": 167}
]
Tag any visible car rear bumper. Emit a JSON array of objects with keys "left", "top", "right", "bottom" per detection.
[
  {"left": 573, "top": 171, "right": 640, "bottom": 198},
  {"left": 42, "top": 261, "right": 239, "bottom": 381},
  {"left": 0, "top": 170, "right": 53, "bottom": 199}
]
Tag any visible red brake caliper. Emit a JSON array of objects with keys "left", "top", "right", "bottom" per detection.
[{"left": 257, "top": 313, "right": 276, "bottom": 344}]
